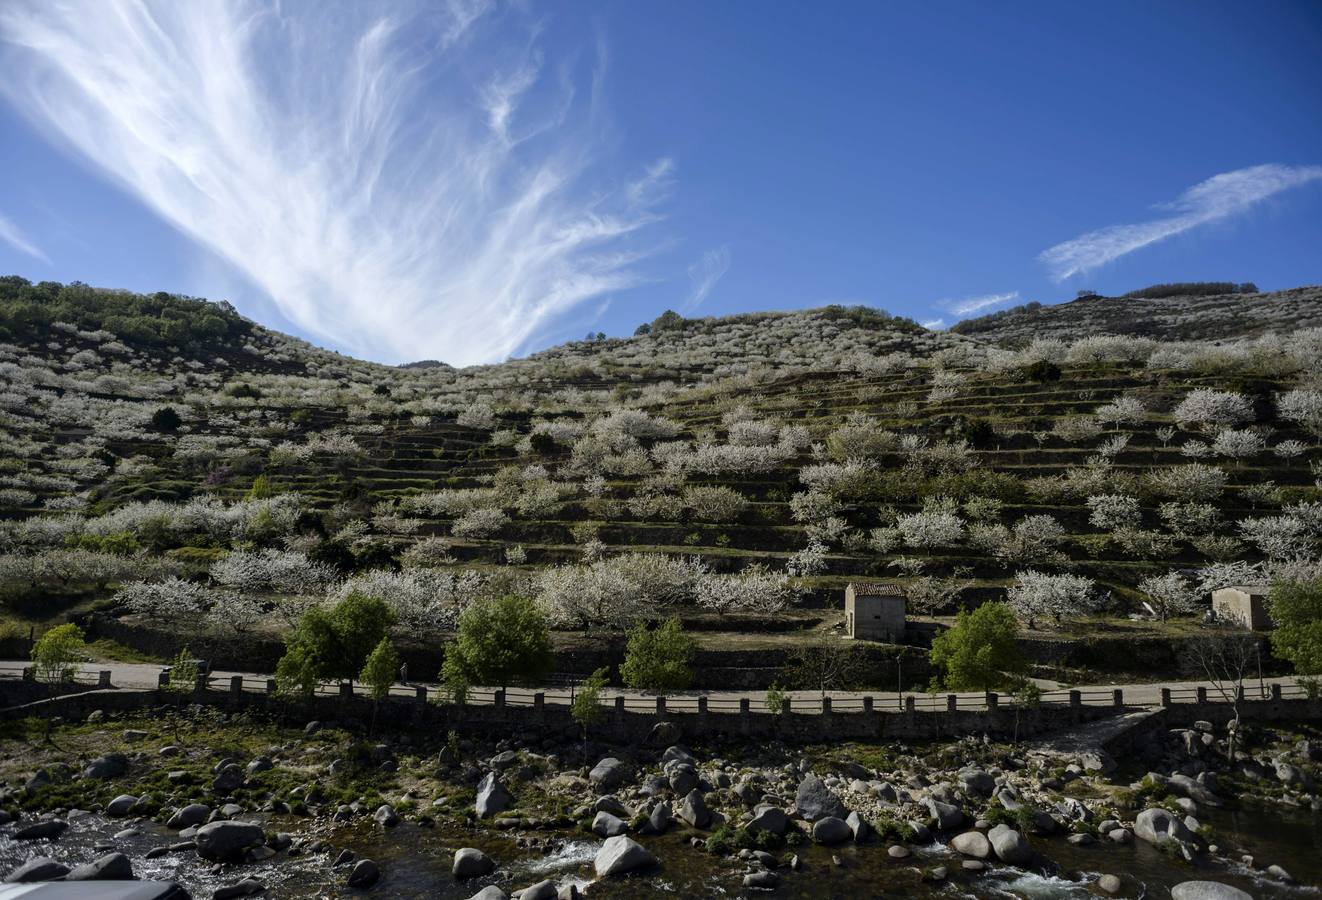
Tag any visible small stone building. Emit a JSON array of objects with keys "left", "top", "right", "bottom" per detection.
[
  {"left": 844, "top": 582, "right": 906, "bottom": 641},
  {"left": 1211, "top": 585, "right": 1273, "bottom": 630}
]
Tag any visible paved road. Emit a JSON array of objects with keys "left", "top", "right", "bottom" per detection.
[{"left": 0, "top": 660, "right": 1301, "bottom": 711}]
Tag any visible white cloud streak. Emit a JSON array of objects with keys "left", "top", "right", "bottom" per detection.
[
  {"left": 942, "top": 290, "right": 1019, "bottom": 317},
  {"left": 682, "top": 246, "right": 730, "bottom": 312},
  {"left": 1040, "top": 163, "right": 1322, "bottom": 282},
  {"left": 0, "top": 210, "right": 49, "bottom": 264},
  {"left": 0, "top": 1, "right": 669, "bottom": 365}
]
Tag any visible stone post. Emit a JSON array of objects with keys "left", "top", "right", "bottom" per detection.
[
  {"left": 1271, "top": 683, "right": 1282, "bottom": 701},
  {"left": 655, "top": 696, "right": 666, "bottom": 715},
  {"left": 946, "top": 694, "right": 957, "bottom": 712},
  {"left": 230, "top": 675, "right": 243, "bottom": 695},
  {"left": 739, "top": 697, "right": 750, "bottom": 714},
  {"left": 98, "top": 670, "right": 112, "bottom": 688},
  {"left": 1160, "top": 687, "right": 1172, "bottom": 707},
  {"left": 780, "top": 697, "right": 790, "bottom": 716},
  {"left": 614, "top": 696, "right": 625, "bottom": 713},
  {"left": 986, "top": 692, "right": 998, "bottom": 710},
  {"left": 194, "top": 673, "right": 207, "bottom": 693},
  {"left": 266, "top": 678, "right": 276, "bottom": 695},
  {"left": 698, "top": 696, "right": 708, "bottom": 714},
  {"left": 863, "top": 696, "right": 873, "bottom": 713},
  {"left": 904, "top": 696, "right": 915, "bottom": 713},
  {"left": 494, "top": 689, "right": 506, "bottom": 708},
  {"left": 1069, "top": 690, "right": 1081, "bottom": 707},
  {"left": 157, "top": 670, "right": 169, "bottom": 689},
  {"left": 1196, "top": 687, "right": 1207, "bottom": 704},
  {"left": 417, "top": 685, "right": 428, "bottom": 703},
  {"left": 1113, "top": 689, "right": 1123, "bottom": 707},
  {"left": 339, "top": 681, "right": 353, "bottom": 698},
  {"left": 822, "top": 697, "right": 832, "bottom": 714}
]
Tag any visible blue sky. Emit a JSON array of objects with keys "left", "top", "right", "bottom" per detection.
[{"left": 1, "top": 1, "right": 1320, "bottom": 365}]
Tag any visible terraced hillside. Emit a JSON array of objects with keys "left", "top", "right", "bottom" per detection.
[
  {"left": 2, "top": 276, "right": 1320, "bottom": 684},
  {"left": 951, "top": 284, "right": 1322, "bottom": 345}
]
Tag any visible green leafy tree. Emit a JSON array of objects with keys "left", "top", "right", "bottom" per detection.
[
  {"left": 31, "top": 624, "right": 85, "bottom": 684},
  {"left": 764, "top": 681, "right": 788, "bottom": 715},
  {"left": 571, "top": 667, "right": 609, "bottom": 762},
  {"left": 247, "top": 474, "right": 274, "bottom": 499},
  {"left": 167, "top": 647, "right": 200, "bottom": 693},
  {"left": 620, "top": 617, "right": 695, "bottom": 691},
  {"left": 930, "top": 601, "right": 1026, "bottom": 690},
  {"left": 150, "top": 406, "right": 182, "bottom": 433},
  {"left": 441, "top": 594, "right": 553, "bottom": 690},
  {"left": 330, "top": 591, "right": 395, "bottom": 680},
  {"left": 1270, "top": 578, "right": 1322, "bottom": 676},
  {"left": 360, "top": 637, "right": 400, "bottom": 734},
  {"left": 274, "top": 641, "right": 321, "bottom": 699}
]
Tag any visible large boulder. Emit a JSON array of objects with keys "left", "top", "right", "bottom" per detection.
[
  {"left": 592, "top": 811, "right": 628, "bottom": 837},
  {"left": 667, "top": 763, "right": 700, "bottom": 795},
  {"left": 373, "top": 804, "right": 400, "bottom": 827},
  {"left": 1168, "top": 774, "right": 1223, "bottom": 807},
  {"left": 347, "top": 859, "right": 380, "bottom": 888},
  {"left": 1133, "top": 808, "right": 1193, "bottom": 846},
  {"left": 987, "top": 824, "right": 1032, "bottom": 865},
  {"left": 595, "top": 836, "right": 657, "bottom": 877},
  {"left": 925, "top": 797, "right": 963, "bottom": 831},
  {"left": 168, "top": 803, "right": 211, "bottom": 829},
  {"left": 812, "top": 816, "right": 852, "bottom": 844},
  {"left": 453, "top": 848, "right": 495, "bottom": 878},
  {"left": 589, "top": 758, "right": 631, "bottom": 792},
  {"left": 195, "top": 821, "right": 265, "bottom": 862},
  {"left": 795, "top": 774, "right": 847, "bottom": 821},
  {"left": 678, "top": 788, "right": 711, "bottom": 828},
  {"left": 466, "top": 888, "right": 508, "bottom": 900},
  {"left": 4, "top": 858, "right": 70, "bottom": 883},
  {"left": 648, "top": 721, "right": 682, "bottom": 746},
  {"left": 958, "top": 769, "right": 995, "bottom": 797},
  {"left": 641, "top": 801, "right": 672, "bottom": 835},
  {"left": 84, "top": 753, "right": 129, "bottom": 779},
  {"left": 475, "top": 773, "right": 513, "bottom": 819},
  {"left": 746, "top": 805, "right": 789, "bottom": 836},
  {"left": 67, "top": 853, "right": 134, "bottom": 881},
  {"left": 950, "top": 831, "right": 992, "bottom": 859},
  {"left": 1170, "top": 882, "right": 1253, "bottom": 900},
  {"left": 106, "top": 794, "right": 138, "bottom": 817},
  {"left": 14, "top": 819, "right": 68, "bottom": 840},
  {"left": 518, "top": 881, "right": 556, "bottom": 900},
  {"left": 846, "top": 811, "right": 870, "bottom": 842}
]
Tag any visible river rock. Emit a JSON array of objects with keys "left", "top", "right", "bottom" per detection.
[
  {"left": 592, "top": 811, "right": 627, "bottom": 837},
  {"left": 14, "top": 819, "right": 67, "bottom": 840},
  {"left": 887, "top": 845, "right": 910, "bottom": 859},
  {"left": 195, "top": 821, "right": 265, "bottom": 862},
  {"left": 1169, "top": 774, "right": 1222, "bottom": 807},
  {"left": 743, "top": 871, "right": 780, "bottom": 889},
  {"left": 950, "top": 830, "right": 992, "bottom": 859},
  {"left": 795, "top": 774, "right": 847, "bottom": 821},
  {"left": 519, "top": 880, "right": 556, "bottom": 900},
  {"left": 168, "top": 803, "right": 211, "bottom": 829},
  {"left": 466, "top": 888, "right": 508, "bottom": 900},
  {"left": 678, "top": 788, "right": 711, "bottom": 828},
  {"left": 642, "top": 801, "right": 672, "bottom": 835},
  {"left": 812, "top": 816, "right": 852, "bottom": 844},
  {"left": 649, "top": 721, "right": 682, "bottom": 746},
  {"left": 67, "top": 852, "right": 133, "bottom": 881},
  {"left": 747, "top": 805, "right": 788, "bottom": 835},
  {"left": 846, "top": 811, "right": 870, "bottom": 842},
  {"left": 475, "top": 773, "right": 513, "bottom": 818},
  {"left": 453, "top": 848, "right": 495, "bottom": 878},
  {"left": 594, "top": 836, "right": 657, "bottom": 876},
  {"left": 987, "top": 824, "right": 1032, "bottom": 865},
  {"left": 106, "top": 794, "right": 138, "bottom": 817},
  {"left": 667, "top": 763, "right": 699, "bottom": 795},
  {"left": 958, "top": 769, "right": 995, "bottom": 797},
  {"left": 1097, "top": 874, "right": 1122, "bottom": 894},
  {"left": 1134, "top": 807, "right": 1192, "bottom": 846},
  {"left": 373, "top": 804, "right": 400, "bottom": 827},
  {"left": 212, "top": 764, "right": 244, "bottom": 793},
  {"left": 926, "top": 797, "right": 963, "bottom": 831},
  {"left": 212, "top": 879, "right": 265, "bottom": 899},
  {"left": 1170, "top": 882, "right": 1253, "bottom": 900},
  {"left": 84, "top": 753, "right": 129, "bottom": 779},
  {"left": 4, "top": 858, "right": 70, "bottom": 882},
  {"left": 347, "top": 859, "right": 380, "bottom": 888},
  {"left": 589, "top": 758, "right": 631, "bottom": 791},
  {"left": 246, "top": 757, "right": 273, "bottom": 775},
  {"left": 1080, "top": 750, "right": 1116, "bottom": 774}
]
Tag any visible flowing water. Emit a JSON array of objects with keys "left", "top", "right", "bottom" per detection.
[{"left": 2, "top": 801, "right": 1319, "bottom": 898}]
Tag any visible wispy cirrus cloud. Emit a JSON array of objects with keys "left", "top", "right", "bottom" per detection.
[
  {"left": 681, "top": 246, "right": 731, "bottom": 312},
  {"left": 0, "top": 1, "right": 670, "bottom": 365},
  {"left": 941, "top": 290, "right": 1019, "bottom": 318},
  {"left": 1040, "top": 163, "right": 1322, "bottom": 282},
  {"left": 0, "top": 210, "right": 48, "bottom": 264}
]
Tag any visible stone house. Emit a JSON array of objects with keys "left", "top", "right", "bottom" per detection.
[
  {"left": 844, "top": 582, "right": 906, "bottom": 641},
  {"left": 1211, "top": 585, "right": 1273, "bottom": 630}
]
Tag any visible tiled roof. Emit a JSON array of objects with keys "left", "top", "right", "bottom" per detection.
[{"left": 848, "top": 582, "right": 904, "bottom": 597}]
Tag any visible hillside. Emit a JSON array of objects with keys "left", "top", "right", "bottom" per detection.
[
  {"left": 951, "top": 284, "right": 1322, "bottom": 346},
  {"left": 1, "top": 276, "right": 1321, "bottom": 683}
]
